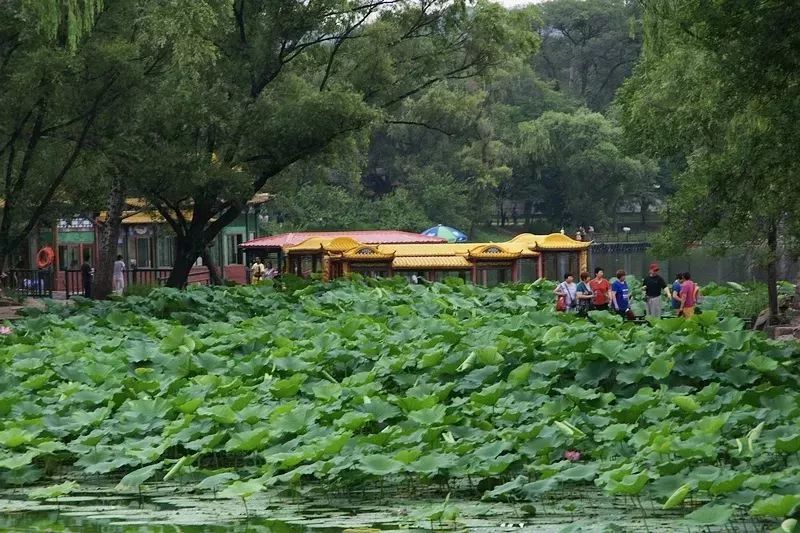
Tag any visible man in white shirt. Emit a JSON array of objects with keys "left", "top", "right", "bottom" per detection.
[{"left": 113, "top": 255, "right": 126, "bottom": 295}]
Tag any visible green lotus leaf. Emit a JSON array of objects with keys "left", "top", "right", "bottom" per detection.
[
  {"left": 751, "top": 495, "right": 800, "bottom": 518},
  {"left": 0, "top": 450, "right": 40, "bottom": 469},
  {"left": 408, "top": 453, "right": 458, "bottom": 475},
  {"left": 776, "top": 433, "right": 800, "bottom": 454},
  {"left": 596, "top": 423, "right": 634, "bottom": 442},
  {"left": 197, "top": 471, "right": 239, "bottom": 492},
  {"left": 219, "top": 479, "right": 264, "bottom": 500},
  {"left": 709, "top": 472, "right": 749, "bottom": 496},
  {"left": 271, "top": 373, "right": 308, "bottom": 398},
  {"left": 359, "top": 454, "right": 403, "bottom": 476},
  {"left": 116, "top": 462, "right": 163, "bottom": 491},
  {"left": 394, "top": 449, "right": 422, "bottom": 465},
  {"left": 507, "top": 362, "right": 532, "bottom": 386},
  {"left": 685, "top": 504, "right": 733, "bottom": 525},
  {"left": 557, "top": 463, "right": 598, "bottom": 481},
  {"left": 522, "top": 477, "right": 559, "bottom": 497},
  {"left": 335, "top": 411, "right": 374, "bottom": 431},
  {"left": 360, "top": 398, "right": 400, "bottom": 422},
  {"left": 197, "top": 405, "right": 238, "bottom": 425},
  {"left": 473, "top": 441, "right": 512, "bottom": 461},
  {"left": 607, "top": 472, "right": 649, "bottom": 496},
  {"left": 646, "top": 356, "right": 674, "bottom": 379},
  {"left": 0, "top": 427, "right": 38, "bottom": 448},
  {"left": 29, "top": 480, "right": 78, "bottom": 500},
  {"left": 662, "top": 483, "right": 690, "bottom": 509},
  {"left": 672, "top": 395, "right": 700, "bottom": 413},
  {"left": 225, "top": 427, "right": 270, "bottom": 452},
  {"left": 407, "top": 405, "right": 447, "bottom": 426}
]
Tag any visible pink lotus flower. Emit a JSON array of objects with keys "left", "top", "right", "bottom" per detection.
[
  {"left": 564, "top": 450, "right": 582, "bottom": 462},
  {"left": 0, "top": 326, "right": 12, "bottom": 335}
]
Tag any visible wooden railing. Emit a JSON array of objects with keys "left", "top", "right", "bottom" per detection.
[
  {"left": 64, "top": 267, "right": 210, "bottom": 298},
  {"left": 1, "top": 269, "right": 54, "bottom": 298}
]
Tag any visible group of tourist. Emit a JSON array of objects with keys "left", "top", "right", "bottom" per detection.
[
  {"left": 554, "top": 263, "right": 701, "bottom": 319},
  {"left": 250, "top": 257, "right": 279, "bottom": 283}
]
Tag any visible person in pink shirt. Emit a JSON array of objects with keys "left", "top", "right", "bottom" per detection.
[{"left": 679, "top": 272, "right": 699, "bottom": 318}]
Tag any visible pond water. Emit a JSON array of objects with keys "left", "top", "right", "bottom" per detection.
[
  {"left": 590, "top": 246, "right": 798, "bottom": 285},
  {"left": 0, "top": 484, "right": 730, "bottom": 532}
]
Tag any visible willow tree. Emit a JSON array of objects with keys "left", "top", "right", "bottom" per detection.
[
  {"left": 124, "top": 0, "right": 538, "bottom": 287},
  {"left": 619, "top": 0, "right": 800, "bottom": 319},
  {"left": 0, "top": 1, "right": 144, "bottom": 272}
]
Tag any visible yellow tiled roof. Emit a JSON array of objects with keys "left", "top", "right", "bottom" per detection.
[
  {"left": 509, "top": 232, "right": 590, "bottom": 251},
  {"left": 376, "top": 243, "right": 475, "bottom": 256},
  {"left": 393, "top": 256, "right": 472, "bottom": 269},
  {"left": 326, "top": 237, "right": 363, "bottom": 253},
  {"left": 287, "top": 237, "right": 328, "bottom": 253},
  {"left": 534, "top": 233, "right": 592, "bottom": 250},
  {"left": 341, "top": 246, "right": 395, "bottom": 260},
  {"left": 283, "top": 232, "right": 583, "bottom": 257},
  {"left": 468, "top": 244, "right": 521, "bottom": 260}
]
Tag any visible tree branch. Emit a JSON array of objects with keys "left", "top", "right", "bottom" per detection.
[
  {"left": 5, "top": 73, "right": 118, "bottom": 253},
  {"left": 385, "top": 120, "right": 454, "bottom": 136}
]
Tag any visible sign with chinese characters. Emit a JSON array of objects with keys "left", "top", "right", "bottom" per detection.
[{"left": 57, "top": 218, "right": 94, "bottom": 232}]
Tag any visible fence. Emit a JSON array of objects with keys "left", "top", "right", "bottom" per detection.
[
  {"left": 64, "top": 267, "right": 210, "bottom": 298},
  {"left": 1, "top": 269, "right": 54, "bottom": 298}
]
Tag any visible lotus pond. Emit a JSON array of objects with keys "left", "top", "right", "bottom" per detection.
[{"left": 0, "top": 277, "right": 799, "bottom": 532}]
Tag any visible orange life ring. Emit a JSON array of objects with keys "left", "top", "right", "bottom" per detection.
[{"left": 36, "top": 246, "right": 55, "bottom": 269}]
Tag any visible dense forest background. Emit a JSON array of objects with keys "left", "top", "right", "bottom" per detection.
[
  {"left": 266, "top": 0, "right": 661, "bottom": 236},
  {"left": 2, "top": 0, "right": 797, "bottom": 304}
]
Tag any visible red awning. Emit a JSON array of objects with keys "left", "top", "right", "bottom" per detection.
[{"left": 240, "top": 230, "right": 446, "bottom": 250}]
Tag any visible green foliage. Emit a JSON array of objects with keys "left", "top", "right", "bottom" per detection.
[
  {"left": 28, "top": 480, "right": 78, "bottom": 501},
  {"left": 619, "top": 0, "right": 800, "bottom": 314},
  {"left": 0, "top": 279, "right": 798, "bottom": 529},
  {"left": 534, "top": 0, "right": 643, "bottom": 111}
]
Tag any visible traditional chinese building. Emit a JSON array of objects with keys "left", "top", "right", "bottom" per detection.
[
  {"left": 14, "top": 196, "right": 270, "bottom": 292},
  {"left": 240, "top": 231, "right": 591, "bottom": 284}
]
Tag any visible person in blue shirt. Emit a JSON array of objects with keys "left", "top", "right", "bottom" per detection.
[
  {"left": 610, "top": 269, "right": 630, "bottom": 319},
  {"left": 671, "top": 272, "right": 684, "bottom": 311}
]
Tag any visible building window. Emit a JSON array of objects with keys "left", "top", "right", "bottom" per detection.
[
  {"left": 59, "top": 244, "right": 92, "bottom": 270},
  {"left": 226, "top": 234, "right": 244, "bottom": 265},
  {"left": 157, "top": 234, "right": 175, "bottom": 267},
  {"left": 134, "top": 237, "right": 152, "bottom": 268},
  {"left": 477, "top": 267, "right": 513, "bottom": 286}
]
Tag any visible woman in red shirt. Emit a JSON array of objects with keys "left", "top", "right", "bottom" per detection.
[{"left": 588, "top": 267, "right": 611, "bottom": 311}]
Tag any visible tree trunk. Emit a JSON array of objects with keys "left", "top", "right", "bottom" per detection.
[
  {"left": 795, "top": 271, "right": 800, "bottom": 311},
  {"left": 640, "top": 198, "right": 649, "bottom": 227},
  {"left": 767, "top": 222, "right": 779, "bottom": 322},
  {"left": 166, "top": 240, "right": 200, "bottom": 289},
  {"left": 201, "top": 249, "right": 223, "bottom": 285},
  {"left": 93, "top": 177, "right": 125, "bottom": 299}
]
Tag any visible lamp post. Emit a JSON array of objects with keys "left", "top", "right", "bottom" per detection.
[{"left": 623, "top": 226, "right": 631, "bottom": 242}]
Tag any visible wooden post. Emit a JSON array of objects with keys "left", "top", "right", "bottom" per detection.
[
  {"left": 537, "top": 255, "right": 544, "bottom": 279},
  {"left": 579, "top": 250, "right": 588, "bottom": 275},
  {"left": 53, "top": 223, "right": 60, "bottom": 272}
]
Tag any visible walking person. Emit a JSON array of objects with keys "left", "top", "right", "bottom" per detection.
[
  {"left": 80, "top": 255, "right": 93, "bottom": 299},
  {"left": 575, "top": 272, "right": 594, "bottom": 316},
  {"left": 250, "top": 257, "right": 266, "bottom": 284},
  {"left": 554, "top": 273, "right": 578, "bottom": 313},
  {"left": 113, "top": 255, "right": 126, "bottom": 295},
  {"left": 679, "top": 272, "right": 699, "bottom": 318},
  {"left": 642, "top": 263, "right": 669, "bottom": 317},
  {"left": 671, "top": 272, "right": 684, "bottom": 313},
  {"left": 610, "top": 269, "right": 631, "bottom": 319},
  {"left": 588, "top": 267, "right": 611, "bottom": 311}
]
